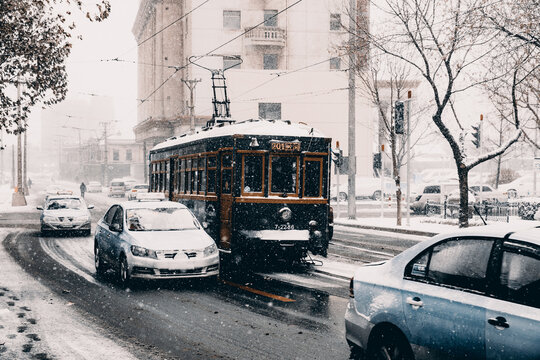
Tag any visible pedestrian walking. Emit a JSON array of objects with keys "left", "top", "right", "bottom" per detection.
[
  {"left": 80, "top": 182, "right": 87, "bottom": 198},
  {"left": 28, "top": 178, "right": 32, "bottom": 189}
]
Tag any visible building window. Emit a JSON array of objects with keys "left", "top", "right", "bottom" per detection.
[
  {"left": 330, "top": 57, "right": 341, "bottom": 70},
  {"left": 263, "top": 54, "right": 278, "bottom": 70},
  {"left": 113, "top": 150, "right": 119, "bottom": 161},
  {"left": 264, "top": 10, "right": 278, "bottom": 27},
  {"left": 126, "top": 149, "right": 132, "bottom": 161},
  {"left": 223, "top": 10, "right": 241, "bottom": 29},
  {"left": 223, "top": 56, "right": 242, "bottom": 70},
  {"left": 259, "top": 103, "right": 281, "bottom": 120},
  {"left": 330, "top": 13, "right": 341, "bottom": 31}
]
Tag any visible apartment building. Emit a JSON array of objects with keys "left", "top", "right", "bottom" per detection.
[{"left": 132, "top": 0, "right": 374, "bottom": 178}]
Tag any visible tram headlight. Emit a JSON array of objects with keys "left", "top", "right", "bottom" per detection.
[
  {"left": 279, "top": 207, "right": 292, "bottom": 222},
  {"left": 309, "top": 220, "right": 318, "bottom": 227},
  {"left": 313, "top": 230, "right": 322, "bottom": 238}
]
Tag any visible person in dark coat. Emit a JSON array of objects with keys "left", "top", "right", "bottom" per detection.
[{"left": 80, "top": 182, "right": 87, "bottom": 198}]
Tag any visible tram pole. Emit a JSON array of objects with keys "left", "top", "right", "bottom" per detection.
[
  {"left": 182, "top": 78, "right": 201, "bottom": 132},
  {"left": 347, "top": 0, "right": 357, "bottom": 219}
]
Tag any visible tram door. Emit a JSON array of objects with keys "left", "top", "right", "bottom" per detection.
[{"left": 219, "top": 152, "right": 233, "bottom": 250}]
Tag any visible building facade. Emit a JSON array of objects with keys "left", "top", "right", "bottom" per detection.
[
  {"left": 61, "top": 139, "right": 145, "bottom": 185},
  {"left": 132, "top": 0, "right": 374, "bottom": 180}
]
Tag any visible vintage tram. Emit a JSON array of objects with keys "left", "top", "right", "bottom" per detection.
[{"left": 148, "top": 119, "right": 333, "bottom": 264}]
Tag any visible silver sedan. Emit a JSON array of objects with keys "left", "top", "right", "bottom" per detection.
[
  {"left": 37, "top": 195, "right": 93, "bottom": 236},
  {"left": 94, "top": 200, "right": 219, "bottom": 287}
]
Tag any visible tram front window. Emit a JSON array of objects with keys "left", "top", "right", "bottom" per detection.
[
  {"left": 243, "top": 155, "right": 263, "bottom": 193},
  {"left": 271, "top": 156, "right": 297, "bottom": 195}
]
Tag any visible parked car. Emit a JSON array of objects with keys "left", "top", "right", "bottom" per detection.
[
  {"left": 108, "top": 179, "right": 126, "bottom": 197},
  {"left": 94, "top": 199, "right": 219, "bottom": 287},
  {"left": 122, "top": 179, "right": 138, "bottom": 191},
  {"left": 410, "top": 182, "right": 458, "bottom": 214},
  {"left": 37, "top": 195, "right": 94, "bottom": 236},
  {"left": 331, "top": 176, "right": 395, "bottom": 201},
  {"left": 469, "top": 184, "right": 508, "bottom": 203},
  {"left": 127, "top": 184, "right": 149, "bottom": 200},
  {"left": 499, "top": 174, "right": 540, "bottom": 199},
  {"left": 86, "top": 181, "right": 102, "bottom": 193},
  {"left": 445, "top": 188, "right": 477, "bottom": 218},
  {"left": 345, "top": 224, "right": 540, "bottom": 360}
]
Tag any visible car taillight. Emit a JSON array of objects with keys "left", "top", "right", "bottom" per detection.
[
  {"left": 349, "top": 277, "right": 354, "bottom": 298},
  {"left": 132, "top": 189, "right": 136, "bottom": 192}
]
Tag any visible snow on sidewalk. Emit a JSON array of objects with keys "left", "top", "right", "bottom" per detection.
[{"left": 0, "top": 229, "right": 139, "bottom": 360}]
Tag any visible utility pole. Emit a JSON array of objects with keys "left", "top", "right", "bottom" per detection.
[
  {"left": 182, "top": 78, "right": 201, "bottom": 132},
  {"left": 347, "top": 0, "right": 357, "bottom": 220},
  {"left": 11, "top": 144, "right": 15, "bottom": 188},
  {"left": 405, "top": 90, "right": 412, "bottom": 226},
  {"left": 101, "top": 122, "right": 110, "bottom": 186},
  {"left": 23, "top": 118, "right": 28, "bottom": 195}
]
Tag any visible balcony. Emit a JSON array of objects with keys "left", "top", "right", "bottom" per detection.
[{"left": 244, "top": 26, "right": 286, "bottom": 47}]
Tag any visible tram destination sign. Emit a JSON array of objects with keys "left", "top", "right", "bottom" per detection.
[{"left": 270, "top": 140, "right": 301, "bottom": 152}]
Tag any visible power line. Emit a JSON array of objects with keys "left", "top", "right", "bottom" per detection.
[{"left": 139, "top": 66, "right": 185, "bottom": 106}]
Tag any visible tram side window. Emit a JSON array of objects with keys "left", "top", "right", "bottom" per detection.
[
  {"left": 158, "top": 162, "right": 164, "bottom": 192},
  {"left": 199, "top": 157, "right": 206, "bottom": 193},
  {"left": 180, "top": 159, "right": 186, "bottom": 194},
  {"left": 221, "top": 153, "right": 233, "bottom": 194},
  {"left": 175, "top": 158, "right": 181, "bottom": 192},
  {"left": 191, "top": 158, "right": 197, "bottom": 194},
  {"left": 304, "top": 159, "right": 322, "bottom": 197},
  {"left": 271, "top": 156, "right": 298, "bottom": 195},
  {"left": 207, "top": 156, "right": 217, "bottom": 194},
  {"left": 164, "top": 161, "right": 169, "bottom": 192},
  {"left": 243, "top": 154, "right": 263, "bottom": 194},
  {"left": 186, "top": 158, "right": 192, "bottom": 193}
]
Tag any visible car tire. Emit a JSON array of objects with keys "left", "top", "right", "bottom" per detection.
[
  {"left": 372, "top": 190, "right": 382, "bottom": 201},
  {"left": 339, "top": 192, "right": 347, "bottom": 202},
  {"left": 95, "top": 245, "right": 106, "bottom": 278},
  {"left": 83, "top": 229, "right": 91, "bottom": 237},
  {"left": 347, "top": 340, "right": 364, "bottom": 360},
  {"left": 118, "top": 255, "right": 130, "bottom": 288},
  {"left": 367, "top": 327, "right": 414, "bottom": 360}
]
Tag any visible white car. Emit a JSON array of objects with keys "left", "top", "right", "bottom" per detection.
[
  {"left": 94, "top": 200, "right": 219, "bottom": 287},
  {"left": 127, "top": 184, "right": 149, "bottom": 200},
  {"left": 345, "top": 224, "right": 540, "bottom": 360},
  {"left": 469, "top": 184, "right": 508, "bottom": 203},
  {"left": 499, "top": 175, "right": 540, "bottom": 198},
  {"left": 37, "top": 195, "right": 94, "bottom": 236},
  {"left": 331, "top": 176, "right": 395, "bottom": 201},
  {"left": 86, "top": 181, "right": 102, "bottom": 193}
]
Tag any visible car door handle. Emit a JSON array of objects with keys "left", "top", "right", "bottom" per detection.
[
  {"left": 488, "top": 316, "right": 510, "bottom": 329},
  {"left": 406, "top": 296, "right": 424, "bottom": 308}
]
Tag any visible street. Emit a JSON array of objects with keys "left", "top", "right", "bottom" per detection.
[{"left": 0, "top": 184, "right": 418, "bottom": 359}]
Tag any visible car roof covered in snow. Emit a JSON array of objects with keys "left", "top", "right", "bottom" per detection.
[
  {"left": 151, "top": 119, "right": 327, "bottom": 151},
  {"left": 120, "top": 200, "right": 188, "bottom": 210}
]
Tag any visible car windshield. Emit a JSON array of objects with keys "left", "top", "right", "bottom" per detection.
[
  {"left": 47, "top": 199, "right": 82, "bottom": 210},
  {"left": 126, "top": 207, "right": 200, "bottom": 231},
  {"left": 134, "top": 185, "right": 148, "bottom": 189}
]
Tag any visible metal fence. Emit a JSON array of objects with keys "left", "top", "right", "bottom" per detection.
[{"left": 425, "top": 201, "right": 522, "bottom": 223}]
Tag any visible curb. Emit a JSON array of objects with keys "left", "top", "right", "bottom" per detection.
[{"left": 334, "top": 221, "right": 437, "bottom": 237}]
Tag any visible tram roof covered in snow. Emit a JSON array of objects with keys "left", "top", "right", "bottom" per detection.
[{"left": 151, "top": 119, "right": 327, "bottom": 152}]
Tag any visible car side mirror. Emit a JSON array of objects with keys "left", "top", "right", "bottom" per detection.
[
  {"left": 109, "top": 223, "right": 122, "bottom": 232},
  {"left": 36, "top": 206, "right": 43, "bottom": 210},
  {"left": 87, "top": 204, "right": 94, "bottom": 209}
]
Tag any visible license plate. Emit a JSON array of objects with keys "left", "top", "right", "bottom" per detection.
[{"left": 275, "top": 223, "right": 295, "bottom": 230}]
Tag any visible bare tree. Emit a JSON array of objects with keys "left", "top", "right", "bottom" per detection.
[{"left": 349, "top": 0, "right": 530, "bottom": 227}]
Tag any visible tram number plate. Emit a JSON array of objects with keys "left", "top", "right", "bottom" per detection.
[{"left": 275, "top": 223, "right": 294, "bottom": 230}]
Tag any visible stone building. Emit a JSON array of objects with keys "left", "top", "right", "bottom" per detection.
[{"left": 132, "top": 0, "right": 374, "bottom": 180}]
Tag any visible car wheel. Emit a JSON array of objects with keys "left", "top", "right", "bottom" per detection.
[
  {"left": 339, "top": 192, "right": 347, "bottom": 201},
  {"left": 372, "top": 190, "right": 382, "bottom": 201},
  {"left": 83, "top": 229, "right": 91, "bottom": 237},
  {"left": 95, "top": 245, "right": 106, "bottom": 278},
  {"left": 367, "top": 327, "right": 414, "bottom": 360},
  {"left": 118, "top": 255, "right": 130, "bottom": 288}
]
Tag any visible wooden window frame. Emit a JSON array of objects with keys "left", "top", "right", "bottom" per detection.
[
  {"left": 241, "top": 152, "right": 265, "bottom": 197},
  {"left": 269, "top": 154, "right": 299, "bottom": 197},
  {"left": 207, "top": 154, "right": 217, "bottom": 195},
  {"left": 303, "top": 157, "right": 323, "bottom": 198},
  {"left": 221, "top": 152, "right": 233, "bottom": 195}
]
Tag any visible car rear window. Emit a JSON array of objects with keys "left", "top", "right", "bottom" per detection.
[{"left": 111, "top": 182, "right": 124, "bottom": 186}]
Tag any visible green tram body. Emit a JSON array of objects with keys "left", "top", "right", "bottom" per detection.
[{"left": 148, "top": 119, "right": 333, "bottom": 262}]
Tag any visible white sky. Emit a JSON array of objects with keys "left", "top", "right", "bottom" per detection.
[{"left": 23, "top": 1, "right": 139, "bottom": 147}]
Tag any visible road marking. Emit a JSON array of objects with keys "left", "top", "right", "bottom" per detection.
[
  {"left": 39, "top": 237, "right": 100, "bottom": 285},
  {"left": 222, "top": 280, "right": 295, "bottom": 303},
  {"left": 330, "top": 242, "right": 394, "bottom": 258}
]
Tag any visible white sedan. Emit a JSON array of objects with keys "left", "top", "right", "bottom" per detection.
[
  {"left": 37, "top": 195, "right": 94, "bottom": 236},
  {"left": 94, "top": 199, "right": 219, "bottom": 287}
]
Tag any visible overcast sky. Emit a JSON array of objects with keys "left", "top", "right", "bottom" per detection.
[{"left": 24, "top": 1, "right": 139, "bottom": 146}]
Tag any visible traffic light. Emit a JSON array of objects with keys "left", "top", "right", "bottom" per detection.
[
  {"left": 332, "top": 148, "right": 343, "bottom": 167},
  {"left": 394, "top": 101, "right": 404, "bottom": 134},
  {"left": 373, "top": 152, "right": 381, "bottom": 169},
  {"left": 471, "top": 123, "right": 481, "bottom": 148}
]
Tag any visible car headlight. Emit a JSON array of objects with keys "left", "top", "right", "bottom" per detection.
[
  {"left": 43, "top": 216, "right": 58, "bottom": 222},
  {"left": 203, "top": 243, "right": 217, "bottom": 257},
  {"left": 130, "top": 245, "right": 157, "bottom": 259}
]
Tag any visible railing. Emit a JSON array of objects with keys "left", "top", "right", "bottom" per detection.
[
  {"left": 425, "top": 200, "right": 521, "bottom": 223},
  {"left": 244, "top": 26, "right": 286, "bottom": 45}
]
